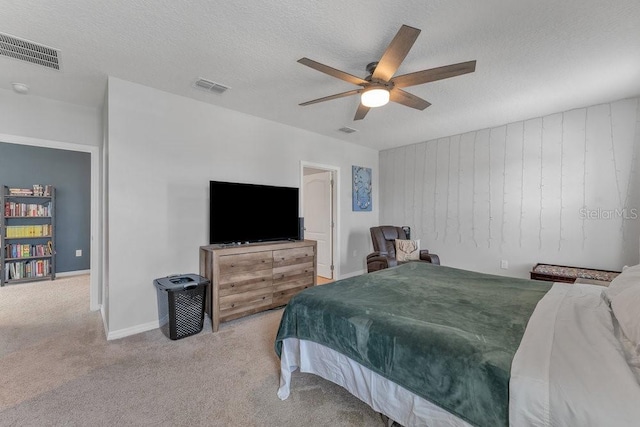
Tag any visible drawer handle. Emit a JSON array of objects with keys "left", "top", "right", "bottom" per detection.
[
  {"left": 262, "top": 278, "right": 265, "bottom": 281},
  {"left": 262, "top": 296, "right": 266, "bottom": 300},
  {"left": 231, "top": 284, "right": 235, "bottom": 287},
  {"left": 231, "top": 304, "right": 235, "bottom": 308},
  {"left": 230, "top": 264, "right": 235, "bottom": 267}
]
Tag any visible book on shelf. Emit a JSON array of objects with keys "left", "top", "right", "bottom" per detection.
[
  {"left": 3, "top": 258, "right": 50, "bottom": 280},
  {"left": 8, "top": 188, "right": 33, "bottom": 196},
  {"left": 6, "top": 185, "right": 52, "bottom": 197},
  {"left": 5, "top": 224, "right": 51, "bottom": 238},
  {"left": 5, "top": 242, "right": 52, "bottom": 258},
  {"left": 4, "top": 201, "right": 51, "bottom": 217}
]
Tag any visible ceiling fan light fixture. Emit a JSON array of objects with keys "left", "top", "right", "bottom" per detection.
[
  {"left": 361, "top": 87, "right": 390, "bottom": 108},
  {"left": 297, "top": 25, "right": 476, "bottom": 120}
]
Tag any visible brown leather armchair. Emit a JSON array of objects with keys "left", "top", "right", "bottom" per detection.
[{"left": 366, "top": 225, "right": 440, "bottom": 273}]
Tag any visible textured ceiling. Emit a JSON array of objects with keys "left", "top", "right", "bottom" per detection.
[{"left": 1, "top": 0, "right": 639, "bottom": 151}]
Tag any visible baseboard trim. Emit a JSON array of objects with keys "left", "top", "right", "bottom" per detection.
[
  {"left": 339, "top": 269, "right": 365, "bottom": 280},
  {"left": 106, "top": 319, "right": 161, "bottom": 341},
  {"left": 56, "top": 270, "right": 90, "bottom": 278}
]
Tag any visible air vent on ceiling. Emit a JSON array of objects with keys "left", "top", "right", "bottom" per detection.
[
  {"left": 193, "top": 77, "right": 230, "bottom": 94},
  {"left": 338, "top": 126, "right": 358, "bottom": 134},
  {"left": 0, "top": 32, "right": 61, "bottom": 71}
]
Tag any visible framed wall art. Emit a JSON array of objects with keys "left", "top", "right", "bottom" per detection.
[{"left": 352, "top": 165, "right": 372, "bottom": 212}]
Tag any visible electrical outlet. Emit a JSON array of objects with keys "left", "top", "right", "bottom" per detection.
[
  {"left": 75, "top": 249, "right": 82, "bottom": 257},
  {"left": 500, "top": 260, "right": 508, "bottom": 269}
]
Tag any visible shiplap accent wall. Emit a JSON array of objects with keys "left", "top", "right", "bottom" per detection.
[{"left": 380, "top": 97, "right": 640, "bottom": 277}]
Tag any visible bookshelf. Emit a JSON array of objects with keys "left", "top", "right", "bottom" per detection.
[{"left": 1, "top": 185, "right": 56, "bottom": 286}]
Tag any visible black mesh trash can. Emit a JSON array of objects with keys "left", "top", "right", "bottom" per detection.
[{"left": 154, "top": 274, "right": 210, "bottom": 340}]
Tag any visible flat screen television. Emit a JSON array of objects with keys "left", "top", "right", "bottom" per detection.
[{"left": 209, "top": 180, "right": 300, "bottom": 244}]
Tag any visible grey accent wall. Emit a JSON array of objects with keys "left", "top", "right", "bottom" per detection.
[{"left": 0, "top": 142, "right": 91, "bottom": 272}]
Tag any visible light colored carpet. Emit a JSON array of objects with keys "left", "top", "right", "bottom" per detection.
[{"left": 0, "top": 275, "right": 385, "bottom": 426}]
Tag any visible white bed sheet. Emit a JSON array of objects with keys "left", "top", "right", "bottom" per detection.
[
  {"left": 278, "top": 282, "right": 640, "bottom": 426},
  {"left": 278, "top": 338, "right": 472, "bottom": 427},
  {"left": 510, "top": 282, "right": 640, "bottom": 426}
]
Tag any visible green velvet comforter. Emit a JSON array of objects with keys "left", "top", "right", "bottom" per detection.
[{"left": 275, "top": 262, "right": 551, "bottom": 427}]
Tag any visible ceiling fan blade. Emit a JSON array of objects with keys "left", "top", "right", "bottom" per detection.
[
  {"left": 371, "top": 25, "right": 421, "bottom": 82},
  {"left": 389, "top": 88, "right": 431, "bottom": 110},
  {"left": 299, "top": 89, "right": 362, "bottom": 106},
  {"left": 298, "top": 57, "right": 368, "bottom": 86},
  {"left": 391, "top": 60, "right": 477, "bottom": 88},
  {"left": 354, "top": 103, "right": 370, "bottom": 120}
]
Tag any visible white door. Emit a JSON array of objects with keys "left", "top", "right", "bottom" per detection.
[{"left": 303, "top": 171, "right": 333, "bottom": 279}]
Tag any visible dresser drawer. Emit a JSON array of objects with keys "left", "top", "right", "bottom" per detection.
[
  {"left": 219, "top": 271, "right": 272, "bottom": 297},
  {"left": 273, "top": 285, "right": 309, "bottom": 307},
  {"left": 273, "top": 246, "right": 315, "bottom": 268},
  {"left": 219, "top": 266, "right": 271, "bottom": 286},
  {"left": 273, "top": 270, "right": 314, "bottom": 307},
  {"left": 219, "top": 287, "right": 272, "bottom": 319},
  {"left": 273, "top": 273, "right": 314, "bottom": 293},
  {"left": 273, "top": 261, "right": 314, "bottom": 281},
  {"left": 218, "top": 251, "right": 272, "bottom": 275}
]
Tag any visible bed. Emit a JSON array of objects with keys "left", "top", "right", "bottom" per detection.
[{"left": 275, "top": 262, "right": 640, "bottom": 427}]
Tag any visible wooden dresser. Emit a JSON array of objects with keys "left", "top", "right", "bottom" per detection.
[{"left": 199, "top": 240, "right": 317, "bottom": 332}]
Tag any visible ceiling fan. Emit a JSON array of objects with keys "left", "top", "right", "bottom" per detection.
[{"left": 297, "top": 24, "right": 476, "bottom": 121}]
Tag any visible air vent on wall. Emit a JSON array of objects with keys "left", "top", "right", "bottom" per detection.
[
  {"left": 0, "top": 32, "right": 61, "bottom": 71},
  {"left": 193, "top": 77, "right": 230, "bottom": 94},
  {"left": 338, "top": 126, "right": 358, "bottom": 134}
]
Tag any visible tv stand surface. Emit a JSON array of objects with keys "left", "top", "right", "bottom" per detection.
[
  {"left": 215, "top": 239, "right": 297, "bottom": 248},
  {"left": 199, "top": 240, "right": 317, "bottom": 332}
]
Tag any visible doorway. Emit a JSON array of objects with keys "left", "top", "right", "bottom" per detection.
[
  {"left": 0, "top": 133, "right": 100, "bottom": 311},
  {"left": 301, "top": 163, "right": 338, "bottom": 281}
]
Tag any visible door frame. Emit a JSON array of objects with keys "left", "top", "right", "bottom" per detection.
[
  {"left": 0, "top": 133, "right": 101, "bottom": 311},
  {"left": 300, "top": 161, "right": 339, "bottom": 280}
]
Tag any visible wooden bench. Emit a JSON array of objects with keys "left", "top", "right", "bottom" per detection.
[{"left": 530, "top": 263, "right": 620, "bottom": 286}]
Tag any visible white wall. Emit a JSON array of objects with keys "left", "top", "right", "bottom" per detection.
[
  {"left": 0, "top": 88, "right": 103, "bottom": 311},
  {"left": 0, "top": 88, "right": 101, "bottom": 147},
  {"left": 106, "top": 77, "right": 378, "bottom": 337},
  {"left": 380, "top": 97, "right": 640, "bottom": 278}
]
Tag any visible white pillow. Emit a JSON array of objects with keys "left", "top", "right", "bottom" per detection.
[
  {"left": 604, "top": 263, "right": 640, "bottom": 301},
  {"left": 395, "top": 239, "right": 420, "bottom": 262},
  {"left": 611, "top": 285, "right": 640, "bottom": 354}
]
